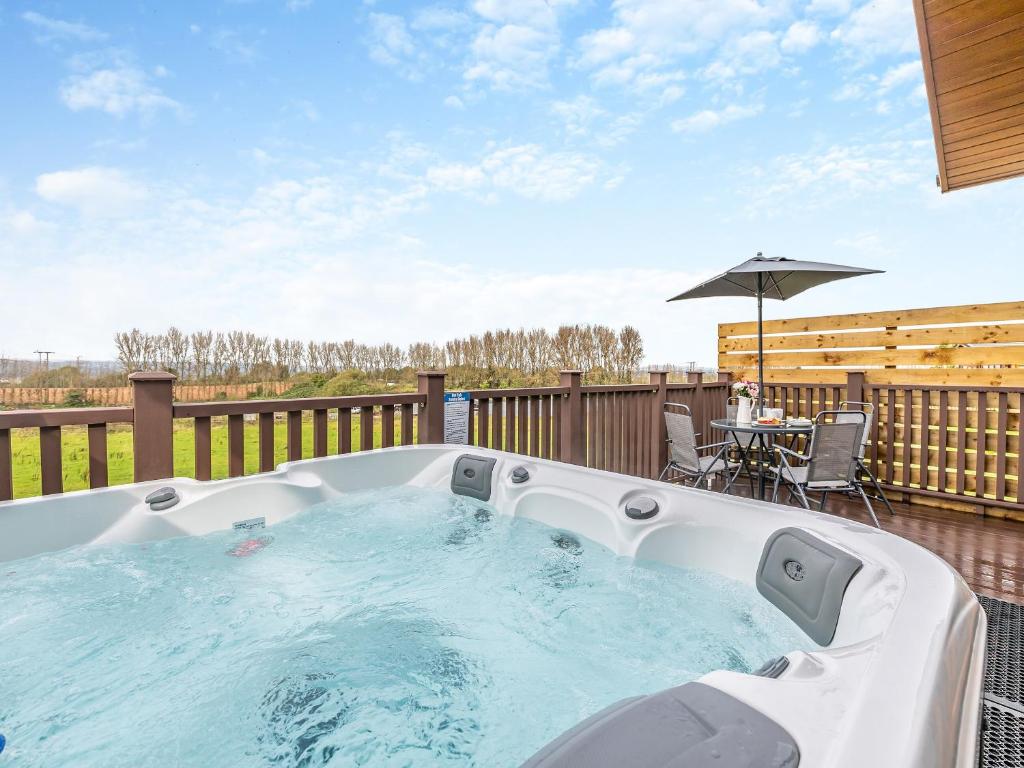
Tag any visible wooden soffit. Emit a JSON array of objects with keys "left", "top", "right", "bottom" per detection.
[{"left": 914, "top": 0, "right": 1024, "bottom": 192}]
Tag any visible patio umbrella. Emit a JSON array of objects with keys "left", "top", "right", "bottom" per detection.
[{"left": 667, "top": 253, "right": 883, "bottom": 412}]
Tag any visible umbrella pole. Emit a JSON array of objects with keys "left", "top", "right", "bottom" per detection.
[{"left": 757, "top": 273, "right": 764, "bottom": 418}]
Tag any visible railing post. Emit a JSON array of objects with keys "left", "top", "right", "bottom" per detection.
[
  {"left": 559, "top": 370, "right": 584, "bottom": 465},
  {"left": 846, "top": 371, "right": 865, "bottom": 404},
  {"left": 417, "top": 371, "right": 446, "bottom": 444},
  {"left": 687, "top": 371, "right": 705, "bottom": 434},
  {"left": 129, "top": 371, "right": 176, "bottom": 482},
  {"left": 650, "top": 371, "right": 668, "bottom": 478}
]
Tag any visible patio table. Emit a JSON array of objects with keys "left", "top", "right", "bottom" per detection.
[{"left": 709, "top": 418, "right": 813, "bottom": 501}]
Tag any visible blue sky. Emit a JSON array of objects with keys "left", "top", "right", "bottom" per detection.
[{"left": 2, "top": 0, "right": 1023, "bottom": 366}]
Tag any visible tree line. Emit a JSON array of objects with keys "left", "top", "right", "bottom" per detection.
[{"left": 113, "top": 325, "right": 645, "bottom": 387}]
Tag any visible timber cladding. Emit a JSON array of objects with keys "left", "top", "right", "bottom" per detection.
[
  {"left": 719, "top": 300, "right": 1024, "bottom": 387},
  {"left": 914, "top": 0, "right": 1024, "bottom": 192}
]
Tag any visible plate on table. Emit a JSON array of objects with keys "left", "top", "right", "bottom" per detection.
[
  {"left": 787, "top": 418, "right": 812, "bottom": 427},
  {"left": 755, "top": 417, "right": 782, "bottom": 426}
]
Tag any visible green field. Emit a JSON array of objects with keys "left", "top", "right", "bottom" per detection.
[{"left": 9, "top": 416, "right": 406, "bottom": 500}]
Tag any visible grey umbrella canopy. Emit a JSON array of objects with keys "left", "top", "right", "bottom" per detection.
[{"left": 668, "top": 254, "right": 883, "bottom": 412}]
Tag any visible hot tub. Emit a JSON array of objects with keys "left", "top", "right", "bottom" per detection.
[{"left": 0, "top": 445, "right": 985, "bottom": 767}]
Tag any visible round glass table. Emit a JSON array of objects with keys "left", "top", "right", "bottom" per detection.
[{"left": 708, "top": 418, "right": 814, "bottom": 500}]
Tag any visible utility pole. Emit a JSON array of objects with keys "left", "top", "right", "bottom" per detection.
[{"left": 33, "top": 350, "right": 55, "bottom": 370}]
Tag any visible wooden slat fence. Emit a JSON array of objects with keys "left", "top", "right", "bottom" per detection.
[
  {"left": 722, "top": 299, "right": 1024, "bottom": 519},
  {"left": 719, "top": 300, "right": 1024, "bottom": 387},
  {"left": 0, "top": 381, "right": 292, "bottom": 406}
]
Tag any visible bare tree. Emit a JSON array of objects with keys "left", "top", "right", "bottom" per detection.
[
  {"left": 114, "top": 329, "right": 147, "bottom": 373},
  {"left": 617, "top": 326, "right": 644, "bottom": 382},
  {"left": 165, "top": 327, "right": 190, "bottom": 378},
  {"left": 190, "top": 331, "right": 213, "bottom": 380}
]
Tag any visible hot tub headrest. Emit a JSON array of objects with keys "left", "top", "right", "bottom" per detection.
[
  {"left": 756, "top": 527, "right": 863, "bottom": 646},
  {"left": 520, "top": 681, "right": 799, "bottom": 768},
  {"left": 451, "top": 454, "right": 497, "bottom": 501}
]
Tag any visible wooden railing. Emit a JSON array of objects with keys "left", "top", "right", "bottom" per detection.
[
  {"left": 6, "top": 363, "right": 1019, "bottom": 522},
  {"left": 172, "top": 394, "right": 425, "bottom": 480},
  {"left": 0, "top": 406, "right": 135, "bottom": 499},
  {"left": 759, "top": 370, "right": 1024, "bottom": 520},
  {"left": 1, "top": 370, "right": 723, "bottom": 501}
]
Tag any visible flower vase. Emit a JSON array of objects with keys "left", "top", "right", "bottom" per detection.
[{"left": 737, "top": 396, "right": 753, "bottom": 424}]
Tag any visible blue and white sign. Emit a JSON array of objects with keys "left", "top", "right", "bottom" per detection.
[{"left": 444, "top": 391, "right": 471, "bottom": 444}]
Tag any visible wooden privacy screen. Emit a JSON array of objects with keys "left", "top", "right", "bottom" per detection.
[{"left": 719, "top": 300, "right": 1024, "bottom": 387}]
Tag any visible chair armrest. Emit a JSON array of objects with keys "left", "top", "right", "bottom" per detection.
[
  {"left": 775, "top": 444, "right": 809, "bottom": 462},
  {"left": 696, "top": 440, "right": 733, "bottom": 452}
]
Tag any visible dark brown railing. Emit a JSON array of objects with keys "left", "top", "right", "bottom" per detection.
[
  {"left": 0, "top": 406, "right": 134, "bottom": 498},
  {"left": 5, "top": 366, "right": 1021, "bottom": 520},
  {"left": 0, "top": 370, "right": 725, "bottom": 501}
]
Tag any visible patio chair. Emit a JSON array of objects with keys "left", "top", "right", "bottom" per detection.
[
  {"left": 770, "top": 410, "right": 881, "bottom": 528},
  {"left": 659, "top": 403, "right": 737, "bottom": 490},
  {"left": 838, "top": 401, "right": 896, "bottom": 517}
]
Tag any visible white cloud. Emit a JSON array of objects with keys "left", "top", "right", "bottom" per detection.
[
  {"left": 60, "top": 64, "right": 182, "bottom": 118},
  {"left": 551, "top": 96, "right": 643, "bottom": 147},
  {"left": 832, "top": 59, "right": 923, "bottom": 111},
  {"left": 830, "top": 0, "right": 917, "bottom": 62},
  {"left": 21, "top": 11, "right": 106, "bottom": 43},
  {"left": 462, "top": 0, "right": 578, "bottom": 91},
  {"left": 472, "top": 0, "right": 578, "bottom": 28},
  {"left": 781, "top": 21, "right": 821, "bottom": 53},
  {"left": 444, "top": 95, "right": 466, "bottom": 109},
  {"left": 700, "top": 30, "right": 781, "bottom": 82},
  {"left": 807, "top": 0, "right": 851, "bottom": 15},
  {"left": 552, "top": 96, "right": 607, "bottom": 137},
  {"left": 483, "top": 145, "right": 598, "bottom": 200},
  {"left": 427, "top": 144, "right": 602, "bottom": 201},
  {"left": 412, "top": 6, "right": 471, "bottom": 32},
  {"left": 672, "top": 103, "right": 763, "bottom": 133},
  {"left": 465, "top": 22, "right": 555, "bottom": 90},
  {"left": 210, "top": 29, "right": 260, "bottom": 63},
  {"left": 5, "top": 210, "right": 46, "bottom": 235},
  {"left": 286, "top": 0, "right": 313, "bottom": 11},
  {"left": 367, "top": 13, "right": 417, "bottom": 69},
  {"left": 35, "top": 167, "right": 149, "bottom": 217},
  {"left": 426, "top": 163, "right": 488, "bottom": 191},
  {"left": 575, "top": 0, "right": 787, "bottom": 96},
  {"left": 744, "top": 140, "right": 932, "bottom": 213},
  {"left": 878, "top": 60, "right": 922, "bottom": 93}
]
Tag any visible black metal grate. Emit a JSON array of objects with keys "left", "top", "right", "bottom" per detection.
[
  {"left": 980, "top": 595, "right": 1024, "bottom": 768},
  {"left": 980, "top": 596, "right": 1024, "bottom": 707},
  {"left": 983, "top": 704, "right": 1024, "bottom": 768}
]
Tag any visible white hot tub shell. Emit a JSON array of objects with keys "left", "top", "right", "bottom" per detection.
[{"left": 0, "top": 445, "right": 986, "bottom": 768}]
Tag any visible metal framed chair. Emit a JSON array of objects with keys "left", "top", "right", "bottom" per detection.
[
  {"left": 659, "top": 403, "right": 737, "bottom": 489},
  {"left": 838, "top": 401, "right": 896, "bottom": 517},
  {"left": 770, "top": 410, "right": 882, "bottom": 528}
]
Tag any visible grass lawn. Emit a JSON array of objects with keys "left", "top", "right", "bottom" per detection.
[{"left": 9, "top": 415, "right": 410, "bottom": 500}]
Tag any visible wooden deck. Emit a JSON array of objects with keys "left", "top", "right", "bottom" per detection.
[{"left": 723, "top": 484, "right": 1024, "bottom": 604}]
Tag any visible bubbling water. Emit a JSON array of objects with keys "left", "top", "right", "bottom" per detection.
[{"left": 0, "top": 486, "right": 809, "bottom": 767}]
